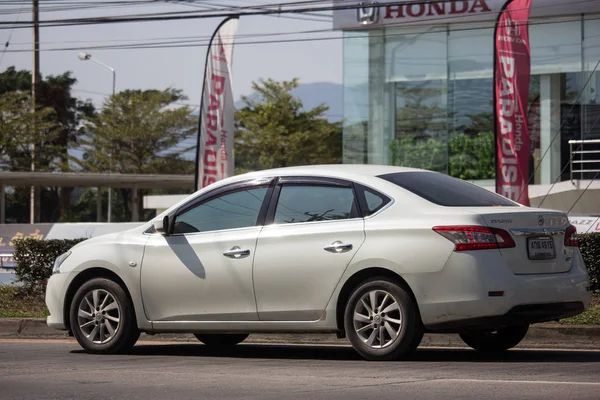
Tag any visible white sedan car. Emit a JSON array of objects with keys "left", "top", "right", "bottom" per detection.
[{"left": 45, "top": 165, "right": 591, "bottom": 361}]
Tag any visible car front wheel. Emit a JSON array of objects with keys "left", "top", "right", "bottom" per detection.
[
  {"left": 459, "top": 324, "right": 529, "bottom": 353},
  {"left": 69, "top": 277, "right": 140, "bottom": 354},
  {"left": 344, "top": 278, "right": 424, "bottom": 361}
]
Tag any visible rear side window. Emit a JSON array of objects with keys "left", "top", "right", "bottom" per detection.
[
  {"left": 378, "top": 172, "right": 517, "bottom": 207},
  {"left": 354, "top": 184, "right": 391, "bottom": 217},
  {"left": 274, "top": 185, "right": 357, "bottom": 224},
  {"left": 365, "top": 191, "right": 384, "bottom": 213}
]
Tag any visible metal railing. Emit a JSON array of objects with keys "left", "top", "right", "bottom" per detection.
[{"left": 569, "top": 139, "right": 600, "bottom": 182}]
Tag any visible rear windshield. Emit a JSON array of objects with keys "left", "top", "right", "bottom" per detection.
[{"left": 378, "top": 172, "right": 518, "bottom": 207}]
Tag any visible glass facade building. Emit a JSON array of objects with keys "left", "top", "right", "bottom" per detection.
[{"left": 336, "top": 1, "right": 600, "bottom": 185}]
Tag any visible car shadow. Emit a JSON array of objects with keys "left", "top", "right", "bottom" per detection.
[
  {"left": 71, "top": 343, "right": 600, "bottom": 363},
  {"left": 165, "top": 235, "right": 206, "bottom": 279}
]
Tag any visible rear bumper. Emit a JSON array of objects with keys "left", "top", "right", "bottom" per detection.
[
  {"left": 425, "top": 301, "right": 585, "bottom": 333},
  {"left": 409, "top": 247, "right": 591, "bottom": 331}
]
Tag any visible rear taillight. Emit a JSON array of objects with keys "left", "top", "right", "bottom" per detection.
[
  {"left": 564, "top": 224, "right": 578, "bottom": 247},
  {"left": 432, "top": 226, "right": 516, "bottom": 251}
]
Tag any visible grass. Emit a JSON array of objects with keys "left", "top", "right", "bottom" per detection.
[
  {"left": 0, "top": 283, "right": 599, "bottom": 325},
  {"left": 555, "top": 295, "right": 600, "bottom": 326},
  {"left": 0, "top": 285, "right": 49, "bottom": 318}
]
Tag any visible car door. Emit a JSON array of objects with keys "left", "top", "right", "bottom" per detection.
[
  {"left": 141, "top": 179, "right": 274, "bottom": 322},
  {"left": 252, "top": 177, "right": 366, "bottom": 321}
]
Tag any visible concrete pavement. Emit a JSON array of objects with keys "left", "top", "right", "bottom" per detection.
[{"left": 1, "top": 339, "right": 600, "bottom": 399}]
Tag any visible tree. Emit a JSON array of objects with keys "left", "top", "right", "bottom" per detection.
[
  {"left": 0, "top": 67, "right": 31, "bottom": 95},
  {"left": 0, "top": 91, "right": 61, "bottom": 223},
  {"left": 0, "top": 66, "right": 95, "bottom": 222},
  {"left": 0, "top": 91, "right": 57, "bottom": 171},
  {"left": 389, "top": 132, "right": 494, "bottom": 180},
  {"left": 77, "top": 88, "right": 197, "bottom": 221},
  {"left": 395, "top": 85, "right": 448, "bottom": 141},
  {"left": 234, "top": 78, "right": 342, "bottom": 173},
  {"left": 461, "top": 112, "right": 493, "bottom": 136}
]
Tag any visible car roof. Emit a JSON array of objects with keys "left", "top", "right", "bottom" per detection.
[
  {"left": 150, "top": 165, "right": 433, "bottom": 224},
  {"left": 232, "top": 164, "right": 426, "bottom": 182}
]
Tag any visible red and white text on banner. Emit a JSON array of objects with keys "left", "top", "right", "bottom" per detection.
[
  {"left": 495, "top": 0, "right": 532, "bottom": 205},
  {"left": 198, "top": 17, "right": 238, "bottom": 189}
]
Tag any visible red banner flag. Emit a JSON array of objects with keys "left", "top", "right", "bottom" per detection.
[
  {"left": 194, "top": 16, "right": 239, "bottom": 191},
  {"left": 494, "top": 0, "right": 532, "bottom": 206}
]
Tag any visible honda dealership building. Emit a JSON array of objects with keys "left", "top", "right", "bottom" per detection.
[{"left": 332, "top": 0, "right": 600, "bottom": 215}]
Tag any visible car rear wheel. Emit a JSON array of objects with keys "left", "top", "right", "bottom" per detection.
[
  {"left": 459, "top": 324, "right": 529, "bottom": 353},
  {"left": 194, "top": 333, "right": 249, "bottom": 347},
  {"left": 344, "top": 278, "right": 423, "bottom": 361},
  {"left": 69, "top": 278, "right": 140, "bottom": 354}
]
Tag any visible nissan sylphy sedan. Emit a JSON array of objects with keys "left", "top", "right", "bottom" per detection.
[{"left": 45, "top": 165, "right": 591, "bottom": 361}]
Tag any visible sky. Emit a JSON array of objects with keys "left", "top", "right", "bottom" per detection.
[{"left": 0, "top": 0, "right": 343, "bottom": 111}]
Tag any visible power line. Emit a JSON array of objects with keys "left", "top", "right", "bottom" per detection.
[
  {"left": 6, "top": 1, "right": 599, "bottom": 51},
  {"left": 167, "top": 0, "right": 332, "bottom": 23},
  {"left": 8, "top": 26, "right": 332, "bottom": 46},
  {"left": 3, "top": 13, "right": 599, "bottom": 54},
  {"left": 0, "top": 0, "right": 538, "bottom": 29},
  {"left": 0, "top": 0, "right": 333, "bottom": 19},
  {"left": 0, "top": 1, "right": 170, "bottom": 16},
  {"left": 0, "top": 1, "right": 26, "bottom": 66},
  {"left": 566, "top": 168, "right": 600, "bottom": 215},
  {"left": 582, "top": 215, "right": 600, "bottom": 233}
]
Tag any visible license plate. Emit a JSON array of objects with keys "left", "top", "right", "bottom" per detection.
[{"left": 527, "top": 237, "right": 556, "bottom": 260}]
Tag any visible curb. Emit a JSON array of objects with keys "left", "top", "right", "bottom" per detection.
[{"left": 1, "top": 318, "right": 600, "bottom": 348}]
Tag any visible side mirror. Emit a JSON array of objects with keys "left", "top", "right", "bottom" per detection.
[{"left": 153, "top": 215, "right": 173, "bottom": 235}]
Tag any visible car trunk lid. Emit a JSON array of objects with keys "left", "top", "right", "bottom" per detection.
[{"left": 474, "top": 208, "right": 573, "bottom": 275}]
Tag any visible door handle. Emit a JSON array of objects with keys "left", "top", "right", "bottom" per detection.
[
  {"left": 223, "top": 246, "right": 251, "bottom": 259},
  {"left": 324, "top": 241, "right": 353, "bottom": 253}
]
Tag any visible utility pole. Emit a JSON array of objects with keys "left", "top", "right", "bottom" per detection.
[{"left": 30, "top": 0, "right": 40, "bottom": 224}]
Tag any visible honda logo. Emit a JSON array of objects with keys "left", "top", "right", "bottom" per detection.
[
  {"left": 505, "top": 16, "right": 520, "bottom": 36},
  {"left": 357, "top": 2, "right": 379, "bottom": 25}
]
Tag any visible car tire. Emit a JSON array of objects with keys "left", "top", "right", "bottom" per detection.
[
  {"left": 69, "top": 278, "right": 140, "bottom": 354},
  {"left": 344, "top": 278, "right": 423, "bottom": 361},
  {"left": 194, "top": 333, "right": 249, "bottom": 347},
  {"left": 459, "top": 324, "right": 529, "bottom": 353}
]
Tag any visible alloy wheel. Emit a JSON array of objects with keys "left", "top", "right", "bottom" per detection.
[
  {"left": 77, "top": 289, "right": 121, "bottom": 344},
  {"left": 352, "top": 289, "right": 403, "bottom": 349}
]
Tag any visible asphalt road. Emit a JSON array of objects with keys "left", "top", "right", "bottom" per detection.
[{"left": 1, "top": 339, "right": 600, "bottom": 400}]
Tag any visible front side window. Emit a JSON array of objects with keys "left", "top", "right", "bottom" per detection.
[
  {"left": 174, "top": 187, "right": 268, "bottom": 234},
  {"left": 274, "top": 185, "right": 356, "bottom": 224}
]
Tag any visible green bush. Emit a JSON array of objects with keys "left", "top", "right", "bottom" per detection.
[
  {"left": 13, "top": 238, "right": 87, "bottom": 293},
  {"left": 579, "top": 233, "right": 600, "bottom": 294}
]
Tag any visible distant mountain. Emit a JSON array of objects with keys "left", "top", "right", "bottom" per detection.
[{"left": 235, "top": 81, "right": 343, "bottom": 122}]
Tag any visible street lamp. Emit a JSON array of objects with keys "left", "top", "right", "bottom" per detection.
[
  {"left": 78, "top": 52, "right": 116, "bottom": 98},
  {"left": 78, "top": 52, "right": 115, "bottom": 222}
]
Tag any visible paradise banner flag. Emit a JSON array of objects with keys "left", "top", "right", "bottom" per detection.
[
  {"left": 493, "top": 0, "right": 532, "bottom": 205},
  {"left": 194, "top": 16, "right": 240, "bottom": 191}
]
